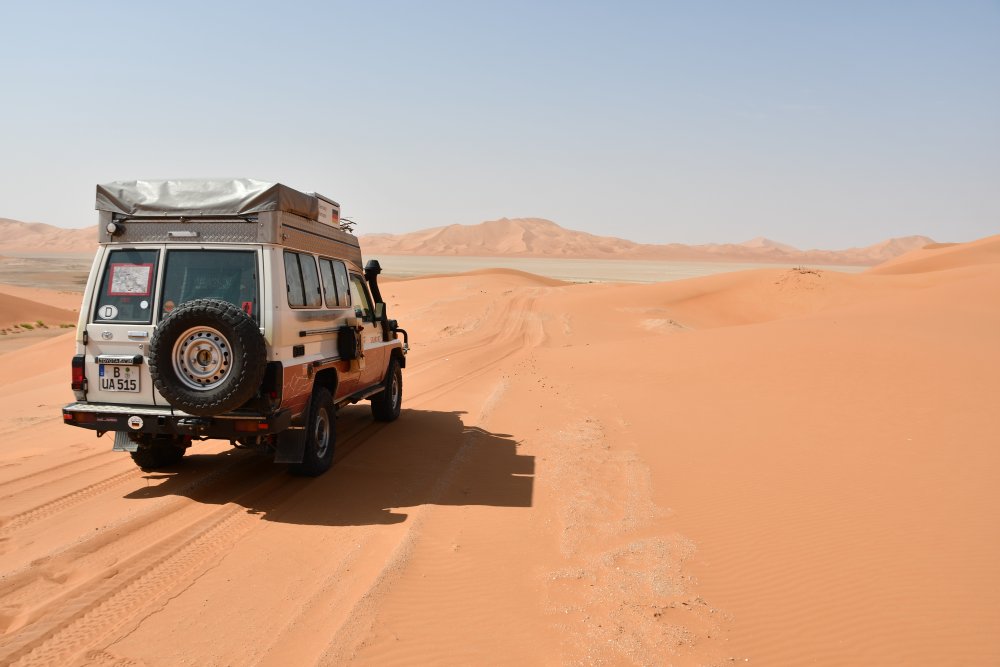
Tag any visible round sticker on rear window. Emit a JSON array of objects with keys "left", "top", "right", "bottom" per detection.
[{"left": 99, "top": 305, "right": 119, "bottom": 320}]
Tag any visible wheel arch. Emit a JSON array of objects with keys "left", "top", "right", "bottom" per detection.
[
  {"left": 313, "top": 367, "right": 340, "bottom": 396},
  {"left": 390, "top": 347, "right": 406, "bottom": 369}
]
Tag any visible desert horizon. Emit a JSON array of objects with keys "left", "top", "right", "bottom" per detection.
[
  {"left": 1, "top": 216, "right": 937, "bottom": 267},
  {"left": 1, "top": 3, "right": 996, "bottom": 664},
  {"left": 0, "top": 231, "right": 997, "bottom": 664}
]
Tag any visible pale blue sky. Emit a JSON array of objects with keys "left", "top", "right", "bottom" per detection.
[{"left": 0, "top": 1, "right": 997, "bottom": 248}]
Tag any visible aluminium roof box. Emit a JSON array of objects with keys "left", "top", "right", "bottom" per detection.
[
  {"left": 95, "top": 179, "right": 360, "bottom": 265},
  {"left": 96, "top": 179, "right": 340, "bottom": 224}
]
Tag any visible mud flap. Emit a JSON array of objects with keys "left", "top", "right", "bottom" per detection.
[
  {"left": 273, "top": 428, "right": 306, "bottom": 463},
  {"left": 112, "top": 431, "right": 139, "bottom": 452}
]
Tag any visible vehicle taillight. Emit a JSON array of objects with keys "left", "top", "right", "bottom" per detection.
[
  {"left": 235, "top": 420, "right": 269, "bottom": 433},
  {"left": 71, "top": 355, "right": 86, "bottom": 391},
  {"left": 66, "top": 411, "right": 96, "bottom": 424}
]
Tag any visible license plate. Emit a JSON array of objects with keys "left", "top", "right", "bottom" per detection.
[{"left": 99, "top": 364, "right": 140, "bottom": 392}]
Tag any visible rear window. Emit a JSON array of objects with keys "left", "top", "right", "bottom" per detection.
[
  {"left": 160, "top": 250, "right": 258, "bottom": 320},
  {"left": 94, "top": 249, "right": 160, "bottom": 324}
]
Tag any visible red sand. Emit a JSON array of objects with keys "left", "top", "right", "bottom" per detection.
[{"left": 0, "top": 235, "right": 997, "bottom": 665}]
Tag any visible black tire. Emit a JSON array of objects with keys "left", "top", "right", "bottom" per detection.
[
  {"left": 129, "top": 435, "right": 187, "bottom": 471},
  {"left": 371, "top": 358, "right": 402, "bottom": 422},
  {"left": 289, "top": 387, "right": 336, "bottom": 477},
  {"left": 149, "top": 298, "right": 266, "bottom": 417}
]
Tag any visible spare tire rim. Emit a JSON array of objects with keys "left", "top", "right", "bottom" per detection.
[
  {"left": 314, "top": 406, "right": 330, "bottom": 459},
  {"left": 172, "top": 326, "right": 231, "bottom": 391}
]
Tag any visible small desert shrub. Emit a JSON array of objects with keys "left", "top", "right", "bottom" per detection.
[
  {"left": 20, "top": 323, "right": 34, "bottom": 330},
  {"left": 60, "top": 323, "right": 75, "bottom": 329}
]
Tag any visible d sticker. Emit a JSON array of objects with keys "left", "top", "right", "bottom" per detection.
[{"left": 99, "top": 305, "right": 119, "bottom": 320}]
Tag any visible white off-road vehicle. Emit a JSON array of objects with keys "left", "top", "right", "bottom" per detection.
[{"left": 63, "top": 179, "right": 408, "bottom": 476}]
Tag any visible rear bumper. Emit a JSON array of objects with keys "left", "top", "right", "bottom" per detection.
[{"left": 62, "top": 402, "right": 291, "bottom": 439}]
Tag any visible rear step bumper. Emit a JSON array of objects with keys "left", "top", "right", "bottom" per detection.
[{"left": 62, "top": 402, "right": 291, "bottom": 439}]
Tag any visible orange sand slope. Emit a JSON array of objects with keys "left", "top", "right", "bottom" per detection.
[
  {"left": 0, "top": 291, "right": 78, "bottom": 329},
  {"left": 0, "top": 284, "right": 83, "bottom": 313},
  {"left": 0, "top": 236, "right": 997, "bottom": 666}
]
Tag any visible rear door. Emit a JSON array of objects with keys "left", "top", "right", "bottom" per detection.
[{"left": 84, "top": 246, "right": 163, "bottom": 406}]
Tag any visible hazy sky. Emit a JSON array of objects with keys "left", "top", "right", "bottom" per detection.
[{"left": 1, "top": 1, "right": 997, "bottom": 248}]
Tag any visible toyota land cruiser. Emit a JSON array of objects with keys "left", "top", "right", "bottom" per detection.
[{"left": 62, "top": 179, "right": 408, "bottom": 476}]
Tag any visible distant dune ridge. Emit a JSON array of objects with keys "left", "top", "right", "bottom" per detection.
[
  {"left": 1, "top": 216, "right": 932, "bottom": 265},
  {"left": 0, "top": 219, "right": 96, "bottom": 253},
  {"left": 360, "top": 217, "right": 933, "bottom": 265}
]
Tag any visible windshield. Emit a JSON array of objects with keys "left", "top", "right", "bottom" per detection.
[{"left": 160, "top": 250, "right": 259, "bottom": 321}]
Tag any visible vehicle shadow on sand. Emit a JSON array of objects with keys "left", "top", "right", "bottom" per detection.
[{"left": 121, "top": 408, "right": 534, "bottom": 526}]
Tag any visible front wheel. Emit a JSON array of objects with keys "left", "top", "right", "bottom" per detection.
[
  {"left": 289, "top": 387, "right": 336, "bottom": 477},
  {"left": 371, "top": 358, "right": 402, "bottom": 422}
]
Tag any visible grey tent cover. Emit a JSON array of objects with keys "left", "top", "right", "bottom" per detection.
[{"left": 96, "top": 179, "right": 320, "bottom": 219}]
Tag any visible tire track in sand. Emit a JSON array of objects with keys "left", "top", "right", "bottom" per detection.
[
  {"left": 0, "top": 468, "right": 141, "bottom": 537},
  {"left": 251, "top": 293, "right": 546, "bottom": 665},
  {"left": 0, "top": 453, "right": 264, "bottom": 632},
  {"left": 0, "top": 450, "right": 119, "bottom": 499},
  {"left": 0, "top": 289, "right": 546, "bottom": 664},
  {"left": 0, "top": 471, "right": 298, "bottom": 666},
  {"left": 405, "top": 291, "right": 544, "bottom": 406},
  {"left": 404, "top": 290, "right": 538, "bottom": 374},
  {"left": 0, "top": 420, "right": 392, "bottom": 665}
]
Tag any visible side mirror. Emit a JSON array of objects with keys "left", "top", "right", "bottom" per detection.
[{"left": 374, "top": 302, "right": 385, "bottom": 320}]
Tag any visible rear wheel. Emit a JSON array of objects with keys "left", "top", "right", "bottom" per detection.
[
  {"left": 371, "top": 358, "right": 402, "bottom": 422},
  {"left": 289, "top": 387, "right": 336, "bottom": 477},
  {"left": 129, "top": 435, "right": 188, "bottom": 471}
]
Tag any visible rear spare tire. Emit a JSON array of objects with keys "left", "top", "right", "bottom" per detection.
[{"left": 149, "top": 298, "right": 266, "bottom": 416}]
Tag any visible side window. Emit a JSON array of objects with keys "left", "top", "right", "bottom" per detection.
[
  {"left": 333, "top": 262, "right": 349, "bottom": 307},
  {"left": 319, "top": 258, "right": 350, "bottom": 308},
  {"left": 300, "top": 254, "right": 322, "bottom": 308},
  {"left": 94, "top": 249, "right": 159, "bottom": 324},
  {"left": 284, "top": 252, "right": 305, "bottom": 307},
  {"left": 349, "top": 275, "right": 374, "bottom": 321},
  {"left": 284, "top": 251, "right": 322, "bottom": 309}
]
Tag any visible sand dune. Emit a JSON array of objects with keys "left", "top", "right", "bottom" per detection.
[
  {"left": 0, "top": 235, "right": 996, "bottom": 665},
  {"left": 0, "top": 219, "right": 96, "bottom": 253},
  {"left": 0, "top": 291, "right": 78, "bottom": 329},
  {"left": 869, "top": 232, "right": 1000, "bottom": 274},
  {"left": 361, "top": 217, "right": 934, "bottom": 266}
]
